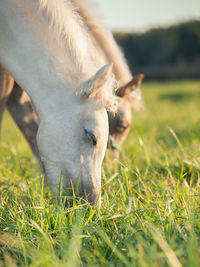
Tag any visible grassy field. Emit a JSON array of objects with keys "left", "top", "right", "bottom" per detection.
[{"left": 0, "top": 80, "right": 200, "bottom": 266}]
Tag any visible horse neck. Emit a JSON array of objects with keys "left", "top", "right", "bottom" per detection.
[
  {"left": 72, "top": 0, "right": 132, "bottom": 87},
  {"left": 0, "top": 0, "right": 90, "bottom": 120}
]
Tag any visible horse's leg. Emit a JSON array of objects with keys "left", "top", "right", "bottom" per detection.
[
  {"left": 6, "top": 83, "right": 39, "bottom": 158},
  {"left": 0, "top": 65, "right": 15, "bottom": 136}
]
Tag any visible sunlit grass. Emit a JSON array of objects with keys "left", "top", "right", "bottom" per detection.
[{"left": 0, "top": 80, "right": 200, "bottom": 266}]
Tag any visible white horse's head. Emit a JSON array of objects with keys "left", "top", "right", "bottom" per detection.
[{"left": 36, "top": 64, "right": 117, "bottom": 206}]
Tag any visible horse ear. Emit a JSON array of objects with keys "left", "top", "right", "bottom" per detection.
[
  {"left": 80, "top": 63, "right": 113, "bottom": 98},
  {"left": 116, "top": 73, "right": 144, "bottom": 97}
]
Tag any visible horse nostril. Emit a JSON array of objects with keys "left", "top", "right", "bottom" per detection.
[
  {"left": 64, "top": 182, "right": 101, "bottom": 207},
  {"left": 81, "top": 185, "right": 100, "bottom": 206},
  {"left": 64, "top": 192, "right": 101, "bottom": 208},
  {"left": 87, "top": 192, "right": 98, "bottom": 205}
]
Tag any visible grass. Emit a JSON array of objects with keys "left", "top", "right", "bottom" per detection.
[{"left": 0, "top": 79, "right": 200, "bottom": 266}]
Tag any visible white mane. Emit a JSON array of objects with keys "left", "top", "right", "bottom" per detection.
[
  {"left": 70, "top": 0, "right": 143, "bottom": 110},
  {"left": 38, "top": 0, "right": 100, "bottom": 78},
  {"left": 71, "top": 0, "right": 132, "bottom": 85},
  {"left": 37, "top": 0, "right": 117, "bottom": 111}
]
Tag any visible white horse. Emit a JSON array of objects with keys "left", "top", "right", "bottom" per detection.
[{"left": 0, "top": 0, "right": 117, "bottom": 205}]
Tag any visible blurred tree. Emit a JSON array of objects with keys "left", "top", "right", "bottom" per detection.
[{"left": 114, "top": 20, "right": 200, "bottom": 77}]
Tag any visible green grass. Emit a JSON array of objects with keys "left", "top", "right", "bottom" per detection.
[{"left": 0, "top": 80, "right": 200, "bottom": 266}]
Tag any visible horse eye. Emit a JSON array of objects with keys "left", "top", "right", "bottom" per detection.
[
  {"left": 117, "top": 122, "right": 127, "bottom": 131},
  {"left": 84, "top": 129, "right": 97, "bottom": 146}
]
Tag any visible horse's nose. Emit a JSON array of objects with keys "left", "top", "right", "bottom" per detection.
[
  {"left": 81, "top": 185, "right": 101, "bottom": 206},
  {"left": 64, "top": 184, "right": 101, "bottom": 208},
  {"left": 87, "top": 189, "right": 100, "bottom": 205}
]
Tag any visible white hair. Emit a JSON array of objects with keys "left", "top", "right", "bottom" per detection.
[{"left": 37, "top": 0, "right": 117, "bottom": 111}]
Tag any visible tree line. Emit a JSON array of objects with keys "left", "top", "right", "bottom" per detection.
[{"left": 114, "top": 20, "right": 200, "bottom": 79}]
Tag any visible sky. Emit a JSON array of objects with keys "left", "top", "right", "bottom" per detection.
[{"left": 88, "top": 0, "right": 200, "bottom": 32}]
